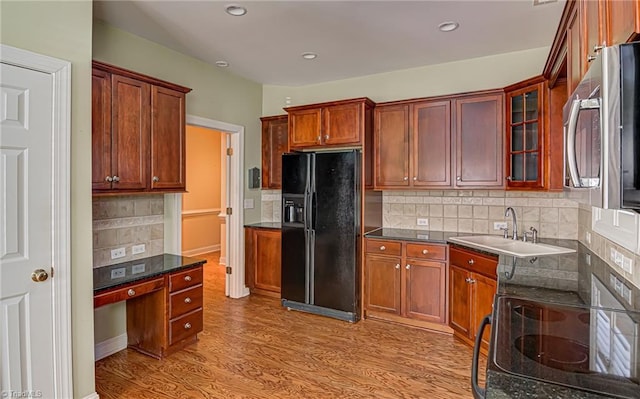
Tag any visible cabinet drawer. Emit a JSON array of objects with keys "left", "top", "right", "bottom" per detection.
[
  {"left": 365, "top": 239, "right": 402, "bottom": 256},
  {"left": 169, "top": 309, "right": 203, "bottom": 345},
  {"left": 406, "top": 243, "right": 446, "bottom": 261},
  {"left": 450, "top": 246, "right": 497, "bottom": 279},
  {"left": 94, "top": 277, "right": 164, "bottom": 308},
  {"left": 169, "top": 285, "right": 203, "bottom": 318},
  {"left": 169, "top": 266, "right": 203, "bottom": 292}
]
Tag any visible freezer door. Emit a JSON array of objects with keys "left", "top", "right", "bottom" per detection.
[
  {"left": 282, "top": 153, "right": 309, "bottom": 195},
  {"left": 311, "top": 151, "right": 360, "bottom": 313}
]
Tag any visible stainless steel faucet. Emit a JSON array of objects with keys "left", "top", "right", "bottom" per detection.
[{"left": 505, "top": 207, "right": 518, "bottom": 240}]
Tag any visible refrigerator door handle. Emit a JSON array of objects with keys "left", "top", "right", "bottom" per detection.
[
  {"left": 304, "top": 227, "right": 310, "bottom": 303},
  {"left": 309, "top": 228, "right": 315, "bottom": 304}
]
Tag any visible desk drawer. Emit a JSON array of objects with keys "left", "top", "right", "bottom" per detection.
[
  {"left": 94, "top": 277, "right": 164, "bottom": 308},
  {"left": 365, "top": 239, "right": 402, "bottom": 256},
  {"left": 169, "top": 285, "right": 203, "bottom": 318},
  {"left": 169, "top": 309, "right": 203, "bottom": 345},
  {"left": 169, "top": 266, "right": 203, "bottom": 292},
  {"left": 450, "top": 246, "right": 497, "bottom": 279},
  {"left": 406, "top": 243, "right": 446, "bottom": 260}
]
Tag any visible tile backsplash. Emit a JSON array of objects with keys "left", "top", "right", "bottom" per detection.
[
  {"left": 381, "top": 190, "right": 579, "bottom": 239},
  {"left": 92, "top": 195, "right": 164, "bottom": 267},
  {"left": 261, "top": 190, "right": 282, "bottom": 222}
]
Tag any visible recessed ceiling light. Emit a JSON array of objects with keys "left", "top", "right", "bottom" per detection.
[
  {"left": 438, "top": 21, "right": 459, "bottom": 32},
  {"left": 302, "top": 52, "right": 318, "bottom": 60},
  {"left": 225, "top": 5, "right": 247, "bottom": 16},
  {"left": 216, "top": 61, "right": 229, "bottom": 67}
]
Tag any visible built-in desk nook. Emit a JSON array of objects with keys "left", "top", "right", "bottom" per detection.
[{"left": 93, "top": 254, "right": 206, "bottom": 359}]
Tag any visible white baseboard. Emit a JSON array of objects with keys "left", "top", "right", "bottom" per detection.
[
  {"left": 82, "top": 392, "right": 100, "bottom": 399},
  {"left": 94, "top": 333, "right": 127, "bottom": 361},
  {"left": 219, "top": 256, "right": 226, "bottom": 266},
  {"left": 182, "top": 244, "right": 220, "bottom": 257}
]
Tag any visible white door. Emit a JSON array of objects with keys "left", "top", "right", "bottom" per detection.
[{"left": 0, "top": 62, "right": 56, "bottom": 397}]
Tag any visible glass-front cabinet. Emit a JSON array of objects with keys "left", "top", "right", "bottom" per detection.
[{"left": 506, "top": 81, "right": 545, "bottom": 189}]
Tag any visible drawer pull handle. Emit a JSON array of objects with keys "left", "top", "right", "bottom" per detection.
[
  {"left": 184, "top": 322, "right": 192, "bottom": 330},
  {"left": 468, "top": 259, "right": 475, "bottom": 265},
  {"left": 127, "top": 289, "right": 136, "bottom": 297},
  {"left": 379, "top": 245, "right": 386, "bottom": 251},
  {"left": 422, "top": 249, "right": 429, "bottom": 255},
  {"left": 184, "top": 297, "right": 192, "bottom": 304},
  {"left": 395, "top": 264, "right": 400, "bottom": 269},
  {"left": 184, "top": 275, "right": 192, "bottom": 282}
]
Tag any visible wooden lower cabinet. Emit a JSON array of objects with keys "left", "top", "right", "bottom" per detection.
[
  {"left": 245, "top": 227, "right": 282, "bottom": 298},
  {"left": 364, "top": 239, "right": 449, "bottom": 331},
  {"left": 449, "top": 247, "right": 497, "bottom": 351}
]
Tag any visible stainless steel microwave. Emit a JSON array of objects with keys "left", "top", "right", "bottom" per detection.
[{"left": 563, "top": 42, "right": 640, "bottom": 212}]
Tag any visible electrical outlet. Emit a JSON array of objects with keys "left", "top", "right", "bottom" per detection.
[
  {"left": 623, "top": 257, "right": 633, "bottom": 274},
  {"left": 493, "top": 222, "right": 508, "bottom": 230},
  {"left": 131, "top": 264, "right": 146, "bottom": 274},
  {"left": 585, "top": 231, "right": 591, "bottom": 244},
  {"left": 416, "top": 218, "right": 429, "bottom": 226},
  {"left": 111, "top": 247, "right": 125, "bottom": 259},
  {"left": 110, "top": 267, "right": 125, "bottom": 279},
  {"left": 132, "top": 244, "right": 146, "bottom": 255}
]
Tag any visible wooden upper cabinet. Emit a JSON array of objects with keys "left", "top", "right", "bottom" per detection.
[
  {"left": 92, "top": 68, "right": 112, "bottom": 191},
  {"left": 454, "top": 93, "right": 504, "bottom": 188},
  {"left": 91, "top": 61, "right": 191, "bottom": 195},
  {"left": 286, "top": 98, "right": 373, "bottom": 150},
  {"left": 261, "top": 115, "right": 288, "bottom": 189},
  {"left": 151, "top": 86, "right": 186, "bottom": 191},
  {"left": 412, "top": 101, "right": 451, "bottom": 187},
  {"left": 606, "top": 0, "right": 640, "bottom": 45},
  {"left": 567, "top": 4, "right": 583, "bottom": 95},
  {"left": 583, "top": 0, "right": 606, "bottom": 67},
  {"left": 289, "top": 107, "right": 321, "bottom": 148},
  {"left": 374, "top": 105, "right": 410, "bottom": 187},
  {"left": 111, "top": 74, "right": 150, "bottom": 191}
]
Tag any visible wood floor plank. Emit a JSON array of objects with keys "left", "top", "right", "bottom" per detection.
[{"left": 95, "top": 252, "right": 486, "bottom": 398}]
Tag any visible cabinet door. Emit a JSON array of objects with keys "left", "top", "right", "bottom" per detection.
[
  {"left": 374, "top": 105, "right": 410, "bottom": 187},
  {"left": 506, "top": 83, "right": 544, "bottom": 189},
  {"left": 606, "top": 0, "right": 640, "bottom": 45},
  {"left": 567, "top": 6, "right": 583, "bottom": 96},
  {"left": 254, "top": 229, "right": 282, "bottom": 293},
  {"left": 364, "top": 254, "right": 401, "bottom": 315},
  {"left": 151, "top": 86, "right": 185, "bottom": 191},
  {"left": 111, "top": 74, "right": 150, "bottom": 190},
  {"left": 323, "top": 102, "right": 362, "bottom": 146},
  {"left": 472, "top": 273, "right": 497, "bottom": 349},
  {"left": 412, "top": 101, "right": 451, "bottom": 187},
  {"left": 454, "top": 94, "right": 504, "bottom": 187},
  {"left": 289, "top": 108, "right": 322, "bottom": 148},
  {"left": 449, "top": 264, "right": 471, "bottom": 336},
  {"left": 404, "top": 259, "right": 447, "bottom": 324},
  {"left": 92, "top": 68, "right": 112, "bottom": 191},
  {"left": 261, "top": 116, "right": 288, "bottom": 189}
]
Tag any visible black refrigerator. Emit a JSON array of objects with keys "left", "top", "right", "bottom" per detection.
[{"left": 281, "top": 150, "right": 361, "bottom": 322}]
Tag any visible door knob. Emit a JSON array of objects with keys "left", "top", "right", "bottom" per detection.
[{"left": 31, "top": 269, "right": 49, "bottom": 282}]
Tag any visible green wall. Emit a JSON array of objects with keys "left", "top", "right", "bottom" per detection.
[
  {"left": 0, "top": 1, "right": 95, "bottom": 397},
  {"left": 262, "top": 46, "right": 550, "bottom": 116}
]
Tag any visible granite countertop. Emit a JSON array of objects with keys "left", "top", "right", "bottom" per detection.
[
  {"left": 245, "top": 222, "right": 281, "bottom": 229},
  {"left": 364, "top": 228, "right": 461, "bottom": 244},
  {"left": 93, "top": 253, "right": 206, "bottom": 293}
]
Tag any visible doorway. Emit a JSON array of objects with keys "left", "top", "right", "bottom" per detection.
[{"left": 166, "top": 115, "right": 248, "bottom": 299}]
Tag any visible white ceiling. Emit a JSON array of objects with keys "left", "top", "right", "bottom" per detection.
[{"left": 93, "top": 0, "right": 565, "bottom": 86}]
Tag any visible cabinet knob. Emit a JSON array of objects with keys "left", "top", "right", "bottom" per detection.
[
  {"left": 506, "top": 176, "right": 512, "bottom": 181},
  {"left": 395, "top": 264, "right": 400, "bottom": 269},
  {"left": 465, "top": 277, "right": 476, "bottom": 284},
  {"left": 587, "top": 55, "right": 597, "bottom": 62},
  {"left": 105, "top": 176, "right": 113, "bottom": 182},
  {"left": 379, "top": 245, "right": 386, "bottom": 251},
  {"left": 413, "top": 177, "right": 417, "bottom": 181},
  {"left": 184, "top": 297, "right": 192, "bottom": 304},
  {"left": 317, "top": 135, "right": 321, "bottom": 142},
  {"left": 127, "top": 289, "right": 136, "bottom": 297},
  {"left": 325, "top": 135, "right": 329, "bottom": 140},
  {"left": 406, "top": 264, "right": 411, "bottom": 269},
  {"left": 422, "top": 249, "right": 429, "bottom": 255},
  {"left": 456, "top": 176, "right": 461, "bottom": 181},
  {"left": 403, "top": 176, "right": 408, "bottom": 181},
  {"left": 112, "top": 175, "right": 120, "bottom": 182},
  {"left": 184, "top": 275, "right": 192, "bottom": 282},
  {"left": 594, "top": 45, "right": 603, "bottom": 53},
  {"left": 468, "top": 259, "right": 475, "bottom": 265},
  {"left": 184, "top": 322, "right": 192, "bottom": 330},
  {"left": 152, "top": 176, "right": 160, "bottom": 182}
]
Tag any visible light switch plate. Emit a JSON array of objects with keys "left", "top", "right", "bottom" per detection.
[
  {"left": 111, "top": 247, "right": 125, "bottom": 259},
  {"left": 132, "top": 244, "right": 145, "bottom": 255},
  {"left": 416, "top": 218, "right": 429, "bottom": 226},
  {"left": 494, "top": 222, "right": 508, "bottom": 230}
]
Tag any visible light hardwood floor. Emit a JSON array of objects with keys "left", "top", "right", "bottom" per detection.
[{"left": 95, "top": 252, "right": 485, "bottom": 398}]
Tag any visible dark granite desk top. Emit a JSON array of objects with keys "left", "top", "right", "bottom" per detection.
[
  {"left": 93, "top": 254, "right": 206, "bottom": 293},
  {"left": 244, "top": 222, "right": 281, "bottom": 229}
]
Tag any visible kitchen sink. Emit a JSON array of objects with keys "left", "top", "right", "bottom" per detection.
[{"left": 447, "top": 235, "right": 576, "bottom": 257}]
